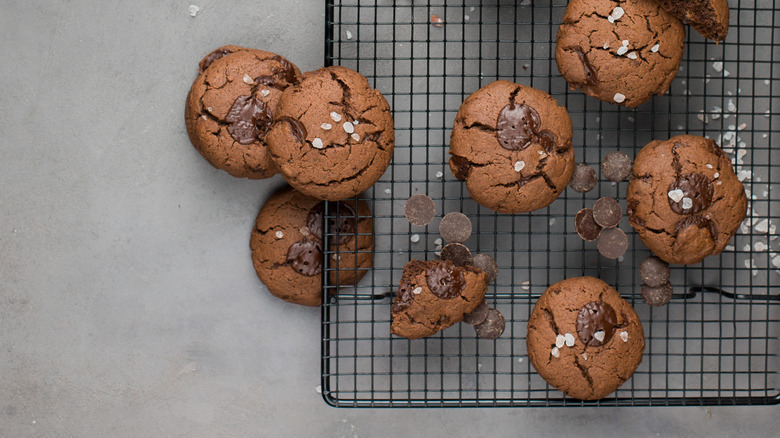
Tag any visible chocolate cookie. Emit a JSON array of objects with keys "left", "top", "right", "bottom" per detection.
[
  {"left": 527, "top": 276, "right": 645, "bottom": 400},
  {"left": 448, "top": 80, "right": 575, "bottom": 213},
  {"left": 250, "top": 187, "right": 373, "bottom": 306},
  {"left": 391, "top": 260, "right": 488, "bottom": 339},
  {"left": 266, "top": 66, "right": 394, "bottom": 201},
  {"left": 556, "top": 0, "right": 685, "bottom": 108},
  {"left": 653, "top": 0, "right": 729, "bottom": 41},
  {"left": 185, "top": 46, "right": 301, "bottom": 178},
  {"left": 627, "top": 135, "right": 747, "bottom": 265}
]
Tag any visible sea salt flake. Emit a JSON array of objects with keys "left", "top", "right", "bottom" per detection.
[
  {"left": 410, "top": 234, "right": 420, "bottom": 243},
  {"left": 435, "top": 171, "right": 443, "bottom": 179},
  {"left": 582, "top": 353, "right": 588, "bottom": 361},
  {"left": 260, "top": 89, "right": 270, "bottom": 97},
  {"left": 603, "top": 42, "right": 610, "bottom": 49},
  {"left": 681, "top": 197, "right": 693, "bottom": 210},
  {"left": 593, "top": 331, "right": 606, "bottom": 343},
  {"left": 611, "top": 7, "right": 624, "bottom": 20},
  {"left": 755, "top": 219, "right": 769, "bottom": 233},
  {"left": 616, "top": 46, "right": 628, "bottom": 56},
  {"left": 772, "top": 255, "right": 780, "bottom": 268},
  {"left": 189, "top": 5, "right": 200, "bottom": 17},
  {"left": 620, "top": 331, "right": 629, "bottom": 342},
  {"left": 551, "top": 347, "right": 560, "bottom": 358},
  {"left": 713, "top": 61, "right": 723, "bottom": 72},
  {"left": 343, "top": 122, "right": 355, "bottom": 134},
  {"left": 412, "top": 287, "right": 422, "bottom": 295},
  {"left": 564, "top": 333, "right": 575, "bottom": 347},
  {"left": 556, "top": 334, "right": 566, "bottom": 348},
  {"left": 755, "top": 241, "right": 767, "bottom": 252},
  {"left": 351, "top": 133, "right": 360, "bottom": 141},
  {"left": 727, "top": 100, "right": 736, "bottom": 112},
  {"left": 330, "top": 112, "right": 342, "bottom": 122},
  {"left": 514, "top": 161, "right": 525, "bottom": 172},
  {"left": 521, "top": 281, "right": 530, "bottom": 291},
  {"left": 321, "top": 123, "right": 332, "bottom": 130},
  {"left": 608, "top": 15, "right": 615, "bottom": 23},
  {"left": 315, "top": 385, "right": 322, "bottom": 394},
  {"left": 275, "top": 231, "right": 284, "bottom": 239},
  {"left": 627, "top": 52, "right": 638, "bottom": 60},
  {"left": 737, "top": 169, "right": 752, "bottom": 182},
  {"left": 312, "top": 138, "right": 324, "bottom": 149},
  {"left": 384, "top": 188, "right": 392, "bottom": 195},
  {"left": 738, "top": 123, "right": 747, "bottom": 131},
  {"left": 651, "top": 44, "right": 660, "bottom": 53},
  {"left": 243, "top": 74, "right": 253, "bottom": 84},
  {"left": 668, "top": 189, "right": 684, "bottom": 203},
  {"left": 613, "top": 93, "right": 626, "bottom": 103},
  {"left": 345, "top": 30, "right": 353, "bottom": 40},
  {"left": 713, "top": 172, "right": 719, "bottom": 179},
  {"left": 706, "top": 164, "right": 714, "bottom": 169},
  {"left": 622, "top": 39, "right": 629, "bottom": 46}
]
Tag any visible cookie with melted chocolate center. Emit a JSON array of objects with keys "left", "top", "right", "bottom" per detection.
[
  {"left": 527, "top": 276, "right": 645, "bottom": 400},
  {"left": 250, "top": 186, "right": 373, "bottom": 306},
  {"left": 185, "top": 46, "right": 301, "bottom": 178},
  {"left": 448, "top": 80, "right": 575, "bottom": 213},
  {"left": 391, "top": 259, "right": 488, "bottom": 339},
  {"left": 627, "top": 135, "right": 747, "bottom": 265}
]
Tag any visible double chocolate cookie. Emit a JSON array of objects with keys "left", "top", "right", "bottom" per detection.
[
  {"left": 653, "top": 0, "right": 729, "bottom": 41},
  {"left": 185, "top": 46, "right": 301, "bottom": 178},
  {"left": 527, "top": 276, "right": 645, "bottom": 400},
  {"left": 391, "top": 260, "right": 488, "bottom": 339},
  {"left": 627, "top": 135, "right": 747, "bottom": 265},
  {"left": 449, "top": 80, "right": 575, "bottom": 213},
  {"left": 266, "top": 66, "right": 394, "bottom": 201},
  {"left": 556, "top": 0, "right": 685, "bottom": 107},
  {"left": 250, "top": 186, "right": 373, "bottom": 306}
]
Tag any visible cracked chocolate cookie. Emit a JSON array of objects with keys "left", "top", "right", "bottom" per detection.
[
  {"left": 556, "top": 0, "right": 685, "bottom": 108},
  {"left": 185, "top": 46, "right": 301, "bottom": 178},
  {"left": 250, "top": 186, "right": 373, "bottom": 306},
  {"left": 627, "top": 135, "right": 747, "bottom": 265},
  {"left": 527, "top": 276, "right": 645, "bottom": 400},
  {"left": 448, "top": 80, "right": 575, "bottom": 213},
  {"left": 653, "top": 0, "right": 729, "bottom": 41},
  {"left": 266, "top": 66, "right": 394, "bottom": 201},
  {"left": 391, "top": 259, "right": 488, "bottom": 339}
]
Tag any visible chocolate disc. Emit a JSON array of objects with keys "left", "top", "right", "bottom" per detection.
[
  {"left": 576, "top": 301, "right": 618, "bottom": 346},
  {"left": 404, "top": 194, "right": 436, "bottom": 226},
  {"left": 601, "top": 151, "right": 633, "bottom": 182},
  {"left": 641, "top": 282, "right": 674, "bottom": 307},
  {"left": 425, "top": 260, "right": 465, "bottom": 299},
  {"left": 286, "top": 239, "right": 323, "bottom": 276},
  {"left": 639, "top": 256, "right": 671, "bottom": 288},
  {"left": 575, "top": 208, "right": 602, "bottom": 241},
  {"left": 592, "top": 197, "right": 622, "bottom": 229},
  {"left": 439, "top": 212, "right": 472, "bottom": 243},
  {"left": 596, "top": 227, "right": 628, "bottom": 259},
  {"left": 570, "top": 163, "right": 598, "bottom": 193},
  {"left": 440, "top": 243, "right": 473, "bottom": 267},
  {"left": 462, "top": 300, "right": 490, "bottom": 326},
  {"left": 474, "top": 308, "right": 506, "bottom": 339},
  {"left": 471, "top": 253, "right": 498, "bottom": 283}
]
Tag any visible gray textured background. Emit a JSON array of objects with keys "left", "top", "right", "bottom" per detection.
[{"left": 0, "top": 1, "right": 776, "bottom": 436}]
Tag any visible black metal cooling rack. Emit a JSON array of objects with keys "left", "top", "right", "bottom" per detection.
[{"left": 320, "top": 0, "right": 780, "bottom": 407}]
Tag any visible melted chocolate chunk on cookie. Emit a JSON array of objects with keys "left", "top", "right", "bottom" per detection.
[
  {"left": 269, "top": 55, "right": 300, "bottom": 85},
  {"left": 225, "top": 95, "right": 273, "bottom": 145},
  {"left": 274, "top": 116, "right": 308, "bottom": 145},
  {"left": 425, "top": 261, "right": 466, "bottom": 299},
  {"left": 449, "top": 155, "right": 472, "bottom": 180},
  {"left": 496, "top": 103, "right": 541, "bottom": 151},
  {"left": 392, "top": 276, "right": 416, "bottom": 313},
  {"left": 306, "top": 202, "right": 357, "bottom": 244},
  {"left": 675, "top": 214, "right": 718, "bottom": 241},
  {"left": 199, "top": 47, "right": 234, "bottom": 73},
  {"left": 571, "top": 47, "right": 598, "bottom": 86},
  {"left": 668, "top": 173, "right": 714, "bottom": 215},
  {"left": 286, "top": 239, "right": 323, "bottom": 276},
  {"left": 576, "top": 301, "right": 618, "bottom": 347}
]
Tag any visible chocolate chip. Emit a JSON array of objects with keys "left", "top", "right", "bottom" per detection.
[
  {"left": 641, "top": 282, "right": 674, "bottom": 307},
  {"left": 286, "top": 239, "right": 322, "bottom": 276},
  {"left": 225, "top": 95, "right": 272, "bottom": 145},
  {"left": 425, "top": 260, "right": 466, "bottom": 299},
  {"left": 404, "top": 194, "right": 436, "bottom": 226},
  {"left": 639, "top": 256, "right": 671, "bottom": 288},
  {"left": 601, "top": 151, "right": 633, "bottom": 182},
  {"left": 439, "top": 212, "right": 472, "bottom": 243},
  {"left": 440, "top": 243, "right": 473, "bottom": 267},
  {"left": 570, "top": 163, "right": 598, "bottom": 193},
  {"left": 576, "top": 301, "right": 618, "bottom": 346},
  {"left": 572, "top": 47, "right": 598, "bottom": 86},
  {"left": 471, "top": 253, "right": 498, "bottom": 283},
  {"left": 307, "top": 202, "right": 357, "bottom": 244},
  {"left": 496, "top": 103, "right": 541, "bottom": 151},
  {"left": 474, "top": 308, "right": 506, "bottom": 339},
  {"left": 199, "top": 47, "right": 233, "bottom": 73},
  {"left": 597, "top": 227, "right": 628, "bottom": 259},
  {"left": 592, "top": 197, "right": 622, "bottom": 228},
  {"left": 575, "top": 208, "right": 602, "bottom": 241},
  {"left": 667, "top": 173, "right": 714, "bottom": 215},
  {"left": 462, "top": 300, "right": 489, "bottom": 326},
  {"left": 449, "top": 155, "right": 471, "bottom": 180}
]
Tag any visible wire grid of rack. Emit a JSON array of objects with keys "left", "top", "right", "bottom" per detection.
[{"left": 320, "top": 0, "right": 780, "bottom": 407}]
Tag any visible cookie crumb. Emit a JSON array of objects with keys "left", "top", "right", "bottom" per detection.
[
  {"left": 668, "top": 189, "right": 684, "bottom": 203},
  {"left": 620, "top": 331, "right": 629, "bottom": 342},
  {"left": 189, "top": 5, "right": 200, "bottom": 17},
  {"left": 514, "top": 160, "right": 525, "bottom": 172},
  {"left": 593, "top": 330, "right": 606, "bottom": 343},
  {"left": 343, "top": 121, "right": 355, "bottom": 134},
  {"left": 275, "top": 230, "right": 284, "bottom": 239},
  {"left": 613, "top": 93, "right": 626, "bottom": 103},
  {"left": 551, "top": 347, "right": 560, "bottom": 358},
  {"left": 651, "top": 44, "right": 660, "bottom": 52},
  {"left": 412, "top": 287, "right": 422, "bottom": 295},
  {"left": 321, "top": 123, "right": 332, "bottom": 130},
  {"left": 330, "top": 112, "right": 342, "bottom": 122},
  {"left": 555, "top": 334, "right": 566, "bottom": 348},
  {"left": 312, "top": 137, "right": 324, "bottom": 149},
  {"left": 564, "top": 333, "right": 575, "bottom": 347},
  {"left": 431, "top": 14, "right": 444, "bottom": 27},
  {"left": 410, "top": 234, "right": 420, "bottom": 243}
]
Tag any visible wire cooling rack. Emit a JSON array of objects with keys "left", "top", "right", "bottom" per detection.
[{"left": 319, "top": 0, "right": 780, "bottom": 407}]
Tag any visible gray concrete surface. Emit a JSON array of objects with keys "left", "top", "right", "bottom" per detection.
[{"left": 0, "top": 1, "right": 776, "bottom": 436}]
